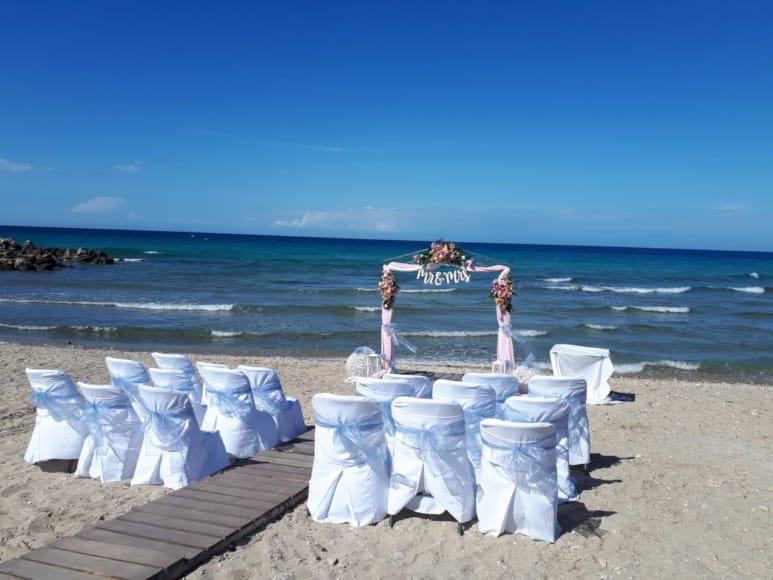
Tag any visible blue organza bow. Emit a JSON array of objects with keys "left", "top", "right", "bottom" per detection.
[
  {"left": 144, "top": 406, "right": 191, "bottom": 452},
  {"left": 82, "top": 398, "right": 136, "bottom": 456},
  {"left": 206, "top": 385, "right": 254, "bottom": 420},
  {"left": 252, "top": 376, "right": 285, "bottom": 416},
  {"left": 29, "top": 389, "right": 85, "bottom": 431},
  {"left": 486, "top": 439, "right": 557, "bottom": 501},
  {"left": 461, "top": 400, "right": 497, "bottom": 468},
  {"left": 315, "top": 411, "right": 387, "bottom": 469}
]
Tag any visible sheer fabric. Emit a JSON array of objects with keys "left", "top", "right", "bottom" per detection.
[
  {"left": 75, "top": 382, "right": 143, "bottom": 483},
  {"left": 477, "top": 419, "right": 560, "bottom": 542},
  {"left": 355, "top": 379, "right": 415, "bottom": 455},
  {"left": 431, "top": 379, "right": 496, "bottom": 481},
  {"left": 151, "top": 352, "right": 205, "bottom": 414},
  {"left": 550, "top": 344, "right": 614, "bottom": 405},
  {"left": 503, "top": 396, "right": 577, "bottom": 502},
  {"left": 24, "top": 369, "right": 87, "bottom": 463},
  {"left": 132, "top": 385, "right": 229, "bottom": 489},
  {"left": 308, "top": 394, "right": 389, "bottom": 526},
  {"left": 149, "top": 367, "right": 206, "bottom": 425},
  {"left": 383, "top": 373, "right": 432, "bottom": 398},
  {"left": 528, "top": 376, "right": 590, "bottom": 466},
  {"left": 388, "top": 397, "right": 476, "bottom": 525}
]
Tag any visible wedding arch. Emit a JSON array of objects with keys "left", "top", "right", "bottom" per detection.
[{"left": 378, "top": 240, "right": 515, "bottom": 371}]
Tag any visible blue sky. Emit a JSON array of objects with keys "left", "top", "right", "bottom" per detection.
[{"left": 1, "top": 1, "right": 771, "bottom": 251}]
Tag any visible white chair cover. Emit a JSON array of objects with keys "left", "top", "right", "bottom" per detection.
[
  {"left": 528, "top": 376, "right": 590, "bottom": 466},
  {"left": 461, "top": 372, "right": 519, "bottom": 417},
  {"left": 431, "top": 379, "right": 496, "bottom": 481},
  {"left": 503, "top": 395, "right": 577, "bottom": 502},
  {"left": 550, "top": 343, "right": 614, "bottom": 405},
  {"left": 132, "top": 384, "right": 230, "bottom": 489},
  {"left": 24, "top": 369, "right": 87, "bottom": 463},
  {"left": 388, "top": 397, "right": 476, "bottom": 525},
  {"left": 105, "top": 357, "right": 150, "bottom": 421},
  {"left": 148, "top": 367, "right": 206, "bottom": 425},
  {"left": 308, "top": 394, "right": 389, "bottom": 526},
  {"left": 195, "top": 361, "right": 229, "bottom": 406},
  {"left": 151, "top": 352, "right": 205, "bottom": 410},
  {"left": 237, "top": 365, "right": 305, "bottom": 442},
  {"left": 477, "top": 419, "right": 560, "bottom": 542},
  {"left": 198, "top": 365, "right": 277, "bottom": 457},
  {"left": 75, "top": 382, "right": 143, "bottom": 483},
  {"left": 355, "top": 379, "right": 415, "bottom": 455},
  {"left": 383, "top": 373, "right": 433, "bottom": 398}
]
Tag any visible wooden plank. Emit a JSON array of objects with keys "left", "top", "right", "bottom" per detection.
[
  {"left": 253, "top": 450, "right": 314, "bottom": 468},
  {"left": 293, "top": 429, "right": 316, "bottom": 442},
  {"left": 21, "top": 547, "right": 159, "bottom": 580},
  {"left": 49, "top": 536, "right": 173, "bottom": 569},
  {"left": 118, "top": 510, "right": 234, "bottom": 539},
  {"left": 188, "top": 480, "right": 293, "bottom": 503},
  {"left": 171, "top": 487, "right": 276, "bottom": 512},
  {"left": 279, "top": 442, "right": 315, "bottom": 455},
  {"left": 227, "top": 465, "right": 311, "bottom": 484},
  {"left": 132, "top": 500, "right": 253, "bottom": 530},
  {"left": 151, "top": 492, "right": 271, "bottom": 520},
  {"left": 77, "top": 527, "right": 197, "bottom": 561},
  {"left": 216, "top": 470, "right": 307, "bottom": 491},
  {"left": 97, "top": 518, "right": 220, "bottom": 550},
  {"left": 236, "top": 460, "right": 312, "bottom": 477},
  {"left": 0, "top": 558, "right": 103, "bottom": 580}
]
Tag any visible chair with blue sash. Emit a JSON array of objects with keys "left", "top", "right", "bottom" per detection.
[
  {"left": 105, "top": 357, "right": 150, "bottom": 421},
  {"left": 431, "top": 379, "right": 496, "bottom": 482},
  {"left": 503, "top": 395, "right": 577, "bottom": 502},
  {"left": 387, "top": 397, "right": 476, "bottom": 535},
  {"left": 550, "top": 343, "right": 614, "bottom": 405},
  {"left": 477, "top": 419, "right": 561, "bottom": 542},
  {"left": 151, "top": 352, "right": 205, "bottom": 412},
  {"left": 237, "top": 365, "right": 306, "bottom": 441},
  {"left": 308, "top": 393, "right": 390, "bottom": 526},
  {"left": 461, "top": 372, "right": 520, "bottom": 417},
  {"left": 132, "top": 384, "right": 230, "bottom": 489},
  {"left": 149, "top": 367, "right": 206, "bottom": 426},
  {"left": 355, "top": 378, "right": 415, "bottom": 456},
  {"left": 75, "top": 382, "right": 143, "bottom": 483},
  {"left": 24, "top": 368, "right": 88, "bottom": 465},
  {"left": 197, "top": 365, "right": 277, "bottom": 457},
  {"left": 527, "top": 375, "right": 591, "bottom": 472}
]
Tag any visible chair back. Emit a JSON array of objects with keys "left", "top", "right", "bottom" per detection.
[
  {"left": 355, "top": 379, "right": 415, "bottom": 438},
  {"left": 105, "top": 357, "right": 150, "bottom": 420},
  {"left": 149, "top": 367, "right": 206, "bottom": 424},
  {"left": 25, "top": 368, "right": 85, "bottom": 421},
  {"left": 549, "top": 343, "right": 613, "bottom": 404},
  {"left": 461, "top": 372, "right": 518, "bottom": 411},
  {"left": 527, "top": 375, "right": 590, "bottom": 466},
  {"left": 237, "top": 365, "right": 288, "bottom": 414},
  {"left": 383, "top": 373, "right": 432, "bottom": 398},
  {"left": 312, "top": 393, "right": 386, "bottom": 466},
  {"left": 152, "top": 352, "right": 203, "bottom": 401}
]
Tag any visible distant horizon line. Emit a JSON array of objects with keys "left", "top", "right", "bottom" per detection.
[{"left": 1, "top": 223, "right": 771, "bottom": 257}]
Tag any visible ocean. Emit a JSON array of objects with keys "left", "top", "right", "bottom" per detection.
[{"left": 1, "top": 225, "right": 772, "bottom": 383}]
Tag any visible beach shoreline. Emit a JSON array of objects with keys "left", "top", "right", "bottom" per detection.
[{"left": 1, "top": 342, "right": 770, "bottom": 578}]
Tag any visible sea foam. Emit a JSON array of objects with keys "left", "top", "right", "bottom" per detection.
[{"left": 730, "top": 286, "right": 765, "bottom": 294}]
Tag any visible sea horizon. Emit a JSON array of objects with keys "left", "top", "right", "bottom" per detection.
[{"left": 1, "top": 224, "right": 772, "bottom": 384}]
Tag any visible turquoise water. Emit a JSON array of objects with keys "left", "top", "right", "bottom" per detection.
[{"left": 1, "top": 225, "right": 772, "bottom": 383}]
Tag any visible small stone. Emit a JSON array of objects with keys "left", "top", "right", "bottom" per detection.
[{"left": 327, "top": 557, "right": 339, "bottom": 566}]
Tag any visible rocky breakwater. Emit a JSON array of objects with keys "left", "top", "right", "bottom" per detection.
[{"left": 0, "top": 237, "right": 116, "bottom": 271}]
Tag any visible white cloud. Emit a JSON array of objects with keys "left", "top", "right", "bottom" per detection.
[
  {"left": 0, "top": 157, "right": 34, "bottom": 172},
  {"left": 274, "top": 207, "right": 400, "bottom": 232},
  {"left": 72, "top": 196, "right": 126, "bottom": 214},
  {"left": 113, "top": 161, "right": 143, "bottom": 173}
]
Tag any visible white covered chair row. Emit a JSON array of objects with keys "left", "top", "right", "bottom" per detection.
[{"left": 308, "top": 394, "right": 561, "bottom": 542}]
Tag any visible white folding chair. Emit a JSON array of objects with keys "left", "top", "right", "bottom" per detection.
[
  {"left": 197, "top": 365, "right": 277, "bottom": 457},
  {"left": 477, "top": 419, "right": 560, "bottom": 542},
  {"left": 148, "top": 367, "right": 206, "bottom": 425},
  {"left": 76, "top": 382, "right": 143, "bottom": 483},
  {"left": 528, "top": 375, "right": 591, "bottom": 470},
  {"left": 388, "top": 397, "right": 476, "bottom": 535},
  {"left": 355, "top": 378, "right": 415, "bottom": 454},
  {"left": 132, "top": 384, "right": 230, "bottom": 489},
  {"left": 237, "top": 365, "right": 306, "bottom": 441},
  {"left": 24, "top": 368, "right": 87, "bottom": 464},
  {"left": 383, "top": 373, "right": 433, "bottom": 398},
  {"left": 195, "top": 360, "right": 229, "bottom": 406},
  {"left": 550, "top": 344, "right": 614, "bottom": 405},
  {"left": 151, "top": 352, "right": 205, "bottom": 409},
  {"left": 308, "top": 394, "right": 389, "bottom": 526},
  {"left": 432, "top": 379, "right": 496, "bottom": 481},
  {"left": 503, "top": 395, "right": 577, "bottom": 502},
  {"left": 461, "top": 372, "right": 519, "bottom": 417},
  {"left": 105, "top": 357, "right": 150, "bottom": 421}
]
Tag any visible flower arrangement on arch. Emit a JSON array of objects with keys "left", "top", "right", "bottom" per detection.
[
  {"left": 413, "top": 240, "right": 470, "bottom": 268},
  {"left": 490, "top": 274, "right": 514, "bottom": 312},
  {"left": 379, "top": 270, "right": 399, "bottom": 309}
]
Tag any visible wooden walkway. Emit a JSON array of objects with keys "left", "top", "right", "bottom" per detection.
[{"left": 0, "top": 430, "right": 316, "bottom": 580}]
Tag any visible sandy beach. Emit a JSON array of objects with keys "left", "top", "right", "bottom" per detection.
[{"left": 0, "top": 342, "right": 770, "bottom": 578}]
